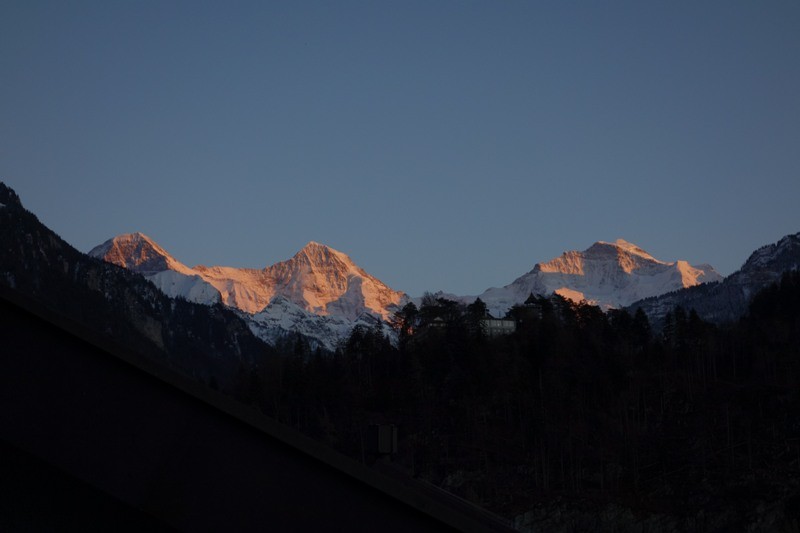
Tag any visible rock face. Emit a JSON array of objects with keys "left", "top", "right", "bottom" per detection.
[
  {"left": 89, "top": 233, "right": 221, "bottom": 306},
  {"left": 193, "top": 241, "right": 405, "bottom": 321},
  {"left": 88, "top": 232, "right": 186, "bottom": 274},
  {"left": 476, "top": 239, "right": 721, "bottom": 317},
  {"left": 629, "top": 232, "right": 800, "bottom": 327},
  {"left": 89, "top": 234, "right": 406, "bottom": 350}
]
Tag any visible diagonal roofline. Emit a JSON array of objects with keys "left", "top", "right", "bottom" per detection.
[{"left": 0, "top": 285, "right": 514, "bottom": 532}]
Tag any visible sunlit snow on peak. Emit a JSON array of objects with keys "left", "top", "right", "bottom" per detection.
[
  {"left": 475, "top": 239, "right": 722, "bottom": 316},
  {"left": 91, "top": 234, "right": 406, "bottom": 327}
]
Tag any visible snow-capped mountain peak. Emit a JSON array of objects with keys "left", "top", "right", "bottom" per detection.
[
  {"left": 601, "top": 239, "right": 658, "bottom": 261},
  {"left": 88, "top": 232, "right": 194, "bottom": 276},
  {"left": 263, "top": 242, "right": 404, "bottom": 321},
  {"left": 477, "top": 239, "right": 721, "bottom": 316},
  {"left": 89, "top": 233, "right": 220, "bottom": 305},
  {"left": 298, "top": 240, "right": 342, "bottom": 257},
  {"left": 282, "top": 241, "right": 361, "bottom": 275},
  {"left": 536, "top": 239, "right": 663, "bottom": 277},
  {"left": 90, "top": 234, "right": 407, "bottom": 349}
]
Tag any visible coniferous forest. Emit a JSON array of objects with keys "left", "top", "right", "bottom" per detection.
[{"left": 232, "top": 273, "right": 800, "bottom": 527}]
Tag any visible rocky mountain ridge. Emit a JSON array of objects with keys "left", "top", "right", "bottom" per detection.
[
  {"left": 629, "top": 232, "right": 800, "bottom": 326},
  {"left": 82, "top": 216, "right": 798, "bottom": 340},
  {"left": 89, "top": 233, "right": 406, "bottom": 350}
]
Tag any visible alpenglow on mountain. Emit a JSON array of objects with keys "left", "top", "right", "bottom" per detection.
[
  {"left": 475, "top": 239, "right": 722, "bottom": 316},
  {"left": 89, "top": 233, "right": 407, "bottom": 350}
]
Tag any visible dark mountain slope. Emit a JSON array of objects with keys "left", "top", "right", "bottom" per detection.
[
  {"left": 629, "top": 232, "right": 800, "bottom": 327},
  {"left": 0, "top": 182, "right": 271, "bottom": 390}
]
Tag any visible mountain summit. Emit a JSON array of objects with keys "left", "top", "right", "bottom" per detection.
[
  {"left": 90, "top": 235, "right": 406, "bottom": 350},
  {"left": 90, "top": 235, "right": 406, "bottom": 326},
  {"left": 89, "top": 233, "right": 194, "bottom": 275},
  {"left": 477, "top": 239, "right": 721, "bottom": 315},
  {"left": 261, "top": 241, "right": 404, "bottom": 321},
  {"left": 190, "top": 240, "right": 405, "bottom": 320}
]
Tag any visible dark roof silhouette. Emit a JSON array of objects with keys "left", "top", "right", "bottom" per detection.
[{"left": 0, "top": 288, "right": 513, "bottom": 532}]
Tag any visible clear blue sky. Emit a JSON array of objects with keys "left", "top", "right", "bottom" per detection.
[{"left": 2, "top": 1, "right": 799, "bottom": 296}]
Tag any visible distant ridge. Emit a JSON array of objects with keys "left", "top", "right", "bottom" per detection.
[{"left": 629, "top": 232, "right": 800, "bottom": 327}]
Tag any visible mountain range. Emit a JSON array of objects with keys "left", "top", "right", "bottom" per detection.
[
  {"left": 89, "top": 233, "right": 407, "bottom": 351},
  {"left": 4, "top": 181, "right": 797, "bottom": 350},
  {"left": 89, "top": 233, "right": 406, "bottom": 320},
  {"left": 88, "top": 232, "right": 731, "bottom": 349}
]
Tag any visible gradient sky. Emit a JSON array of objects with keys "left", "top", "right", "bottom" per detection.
[{"left": 2, "top": 1, "right": 799, "bottom": 296}]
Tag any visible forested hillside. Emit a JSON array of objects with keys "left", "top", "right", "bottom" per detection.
[{"left": 240, "top": 278, "right": 800, "bottom": 527}]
